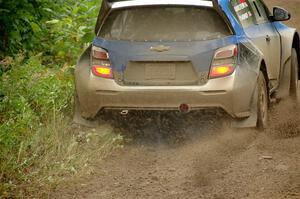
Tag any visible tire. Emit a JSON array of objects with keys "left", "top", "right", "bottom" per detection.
[
  {"left": 290, "top": 48, "right": 298, "bottom": 99},
  {"left": 73, "top": 94, "right": 98, "bottom": 128},
  {"left": 257, "top": 71, "right": 268, "bottom": 130}
]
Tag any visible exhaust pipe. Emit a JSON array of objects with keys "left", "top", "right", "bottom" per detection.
[
  {"left": 120, "top": 110, "right": 129, "bottom": 115},
  {"left": 179, "top": 103, "right": 190, "bottom": 113}
]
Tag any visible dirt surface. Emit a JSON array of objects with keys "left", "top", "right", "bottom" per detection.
[
  {"left": 53, "top": 1, "right": 300, "bottom": 198},
  {"left": 54, "top": 98, "right": 300, "bottom": 199}
]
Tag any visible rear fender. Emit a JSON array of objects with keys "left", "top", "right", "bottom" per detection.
[
  {"left": 274, "top": 22, "right": 298, "bottom": 98},
  {"left": 75, "top": 45, "right": 92, "bottom": 117},
  {"left": 232, "top": 40, "right": 263, "bottom": 127}
]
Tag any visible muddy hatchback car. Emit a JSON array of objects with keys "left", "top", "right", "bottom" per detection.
[{"left": 74, "top": 0, "right": 299, "bottom": 128}]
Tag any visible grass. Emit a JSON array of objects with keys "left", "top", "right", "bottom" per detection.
[{"left": 0, "top": 55, "right": 124, "bottom": 197}]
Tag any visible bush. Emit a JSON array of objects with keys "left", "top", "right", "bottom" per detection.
[
  {"left": 0, "top": 0, "right": 100, "bottom": 65},
  {"left": 0, "top": 0, "right": 125, "bottom": 197},
  {"left": 0, "top": 0, "right": 47, "bottom": 55},
  {"left": 0, "top": 55, "right": 73, "bottom": 192},
  {"left": 44, "top": 0, "right": 100, "bottom": 64},
  {"left": 0, "top": 56, "right": 124, "bottom": 197}
]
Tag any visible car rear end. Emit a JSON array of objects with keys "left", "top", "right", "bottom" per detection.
[{"left": 75, "top": 1, "right": 254, "bottom": 119}]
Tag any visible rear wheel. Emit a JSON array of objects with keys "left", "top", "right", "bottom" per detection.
[
  {"left": 257, "top": 71, "right": 268, "bottom": 130},
  {"left": 290, "top": 48, "right": 298, "bottom": 99}
]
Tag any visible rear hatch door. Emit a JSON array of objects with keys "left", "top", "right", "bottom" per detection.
[{"left": 94, "top": 3, "right": 236, "bottom": 86}]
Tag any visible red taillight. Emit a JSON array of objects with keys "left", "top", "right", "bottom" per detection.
[
  {"left": 210, "top": 45, "right": 237, "bottom": 79},
  {"left": 210, "top": 65, "right": 235, "bottom": 78},
  {"left": 91, "top": 46, "right": 113, "bottom": 78},
  {"left": 92, "top": 65, "right": 113, "bottom": 78}
]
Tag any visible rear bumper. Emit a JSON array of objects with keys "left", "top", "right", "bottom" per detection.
[
  {"left": 90, "top": 89, "right": 232, "bottom": 113},
  {"left": 77, "top": 71, "right": 254, "bottom": 119}
]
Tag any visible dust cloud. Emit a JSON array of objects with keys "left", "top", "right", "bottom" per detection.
[{"left": 53, "top": 92, "right": 300, "bottom": 199}]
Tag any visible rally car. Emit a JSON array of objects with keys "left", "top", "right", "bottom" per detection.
[{"left": 74, "top": 0, "right": 299, "bottom": 129}]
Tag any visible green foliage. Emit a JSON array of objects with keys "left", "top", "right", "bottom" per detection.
[
  {"left": 0, "top": 56, "right": 124, "bottom": 197},
  {"left": 0, "top": 0, "right": 48, "bottom": 56},
  {"left": 44, "top": 0, "right": 100, "bottom": 64},
  {"left": 0, "top": 1, "right": 124, "bottom": 197},
  {"left": 0, "top": 55, "right": 74, "bottom": 181},
  {"left": 0, "top": 0, "right": 100, "bottom": 64}
]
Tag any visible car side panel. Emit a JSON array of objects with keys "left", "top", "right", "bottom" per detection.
[
  {"left": 231, "top": 37, "right": 264, "bottom": 118},
  {"left": 220, "top": 1, "right": 265, "bottom": 119},
  {"left": 257, "top": 22, "right": 281, "bottom": 81},
  {"left": 273, "top": 22, "right": 298, "bottom": 98}
]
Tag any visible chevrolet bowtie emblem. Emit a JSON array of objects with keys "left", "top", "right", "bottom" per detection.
[{"left": 150, "top": 45, "right": 170, "bottom": 52}]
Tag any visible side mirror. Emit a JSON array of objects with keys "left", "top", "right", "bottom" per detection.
[{"left": 273, "top": 6, "right": 291, "bottom": 21}]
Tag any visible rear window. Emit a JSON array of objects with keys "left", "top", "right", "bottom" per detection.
[{"left": 99, "top": 6, "right": 232, "bottom": 42}]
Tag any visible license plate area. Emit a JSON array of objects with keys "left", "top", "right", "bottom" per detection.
[
  {"left": 145, "top": 63, "right": 176, "bottom": 80},
  {"left": 123, "top": 61, "right": 200, "bottom": 86}
]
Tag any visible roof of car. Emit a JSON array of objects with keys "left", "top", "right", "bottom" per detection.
[{"left": 111, "top": 0, "right": 216, "bottom": 9}]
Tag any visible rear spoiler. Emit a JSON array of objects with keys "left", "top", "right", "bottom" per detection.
[{"left": 94, "top": 0, "right": 220, "bottom": 35}]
